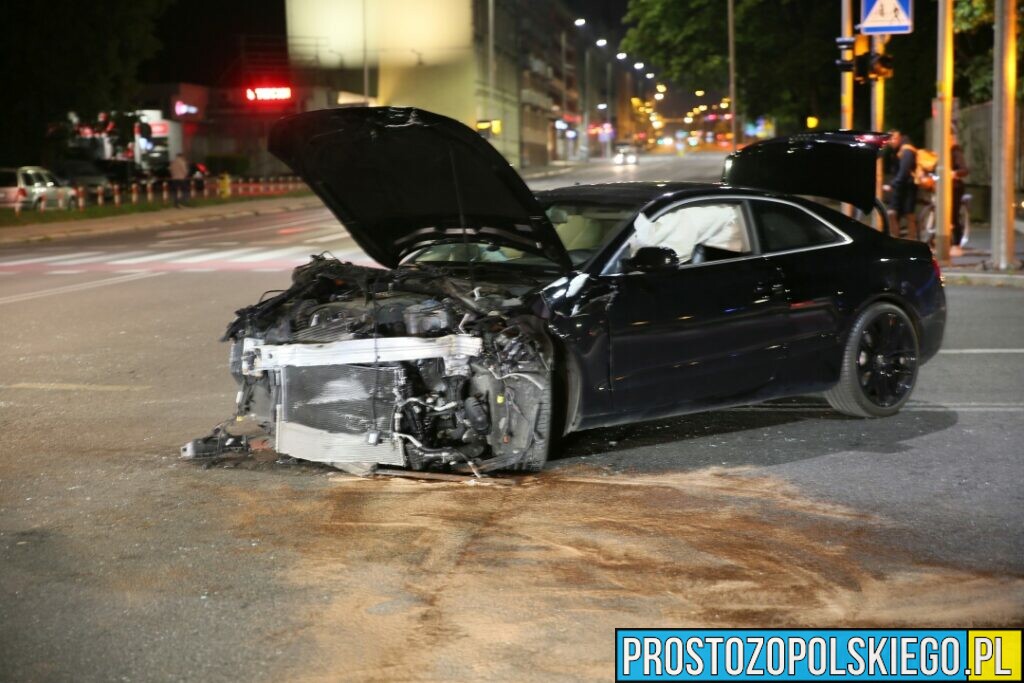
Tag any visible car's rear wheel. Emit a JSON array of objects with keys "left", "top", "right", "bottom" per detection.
[{"left": 825, "top": 302, "right": 919, "bottom": 417}]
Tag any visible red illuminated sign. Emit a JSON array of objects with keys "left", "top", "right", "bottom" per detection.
[{"left": 245, "top": 87, "right": 293, "bottom": 102}]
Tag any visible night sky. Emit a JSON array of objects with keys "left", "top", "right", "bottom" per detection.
[{"left": 140, "top": 0, "right": 631, "bottom": 86}]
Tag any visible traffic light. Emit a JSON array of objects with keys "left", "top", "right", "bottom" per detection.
[
  {"left": 835, "top": 35, "right": 874, "bottom": 83},
  {"left": 869, "top": 52, "right": 894, "bottom": 80}
]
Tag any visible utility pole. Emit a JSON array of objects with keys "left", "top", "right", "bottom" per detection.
[
  {"left": 934, "top": 0, "right": 954, "bottom": 260},
  {"left": 840, "top": 0, "right": 855, "bottom": 217},
  {"left": 840, "top": 0, "right": 854, "bottom": 130},
  {"left": 727, "top": 0, "right": 737, "bottom": 152},
  {"left": 870, "top": 36, "right": 886, "bottom": 231},
  {"left": 991, "top": 0, "right": 1018, "bottom": 270}
]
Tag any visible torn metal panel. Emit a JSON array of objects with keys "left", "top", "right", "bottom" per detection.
[{"left": 245, "top": 334, "right": 483, "bottom": 374}]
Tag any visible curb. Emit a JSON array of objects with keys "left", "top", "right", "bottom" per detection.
[
  {"left": 944, "top": 271, "right": 1024, "bottom": 288},
  {"left": 0, "top": 197, "right": 325, "bottom": 246}
]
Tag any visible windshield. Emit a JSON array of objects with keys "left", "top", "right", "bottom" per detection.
[{"left": 406, "top": 202, "right": 635, "bottom": 269}]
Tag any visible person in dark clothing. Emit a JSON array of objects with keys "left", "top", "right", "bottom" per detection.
[
  {"left": 884, "top": 130, "right": 918, "bottom": 240},
  {"left": 950, "top": 132, "right": 969, "bottom": 256}
]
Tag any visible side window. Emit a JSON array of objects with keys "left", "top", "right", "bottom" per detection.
[
  {"left": 752, "top": 201, "right": 842, "bottom": 253},
  {"left": 628, "top": 201, "right": 751, "bottom": 265}
]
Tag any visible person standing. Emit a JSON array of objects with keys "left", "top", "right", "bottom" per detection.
[
  {"left": 169, "top": 153, "right": 189, "bottom": 208},
  {"left": 950, "top": 132, "right": 969, "bottom": 256},
  {"left": 884, "top": 130, "right": 918, "bottom": 240}
]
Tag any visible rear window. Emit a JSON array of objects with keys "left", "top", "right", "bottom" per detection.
[
  {"left": 751, "top": 201, "right": 843, "bottom": 253},
  {"left": 0, "top": 171, "right": 16, "bottom": 186}
]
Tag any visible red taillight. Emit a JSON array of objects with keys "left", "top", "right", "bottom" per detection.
[
  {"left": 16, "top": 187, "right": 26, "bottom": 199},
  {"left": 932, "top": 257, "right": 942, "bottom": 281}
]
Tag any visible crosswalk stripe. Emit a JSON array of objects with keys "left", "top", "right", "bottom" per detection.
[
  {"left": 0, "top": 252, "right": 101, "bottom": 266},
  {"left": 232, "top": 247, "right": 310, "bottom": 262},
  {"left": 59, "top": 251, "right": 147, "bottom": 265},
  {"left": 109, "top": 249, "right": 203, "bottom": 264},
  {"left": 172, "top": 248, "right": 261, "bottom": 263}
]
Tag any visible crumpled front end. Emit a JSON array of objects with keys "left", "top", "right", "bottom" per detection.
[{"left": 183, "top": 256, "right": 554, "bottom": 475}]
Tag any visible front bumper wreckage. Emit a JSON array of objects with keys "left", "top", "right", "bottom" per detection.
[{"left": 182, "top": 258, "right": 554, "bottom": 476}]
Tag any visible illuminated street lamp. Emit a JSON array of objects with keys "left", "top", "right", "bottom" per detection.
[
  {"left": 695, "top": 89, "right": 705, "bottom": 97},
  {"left": 595, "top": 38, "right": 607, "bottom": 47},
  {"left": 633, "top": 62, "right": 644, "bottom": 70},
  {"left": 656, "top": 84, "right": 667, "bottom": 93},
  {"left": 596, "top": 102, "right": 608, "bottom": 110},
  {"left": 699, "top": 104, "right": 708, "bottom": 111},
  {"left": 616, "top": 52, "right": 627, "bottom": 60},
  {"left": 645, "top": 72, "right": 654, "bottom": 79},
  {"left": 654, "top": 92, "right": 664, "bottom": 100},
  {"left": 574, "top": 18, "right": 586, "bottom": 26}
]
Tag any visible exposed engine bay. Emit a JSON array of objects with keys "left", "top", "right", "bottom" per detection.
[{"left": 182, "top": 256, "right": 554, "bottom": 475}]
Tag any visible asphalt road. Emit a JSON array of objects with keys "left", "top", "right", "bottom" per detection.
[{"left": 1, "top": 152, "right": 1021, "bottom": 682}]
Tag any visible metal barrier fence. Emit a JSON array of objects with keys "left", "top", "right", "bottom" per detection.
[{"left": 13, "top": 175, "right": 307, "bottom": 215}]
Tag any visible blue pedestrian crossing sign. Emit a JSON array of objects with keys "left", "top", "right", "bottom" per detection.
[{"left": 861, "top": 0, "right": 913, "bottom": 34}]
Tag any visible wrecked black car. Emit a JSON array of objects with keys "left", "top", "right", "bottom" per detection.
[{"left": 183, "top": 108, "right": 945, "bottom": 475}]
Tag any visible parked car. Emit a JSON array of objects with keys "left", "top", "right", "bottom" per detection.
[
  {"left": 183, "top": 109, "right": 946, "bottom": 476},
  {"left": 0, "top": 166, "right": 76, "bottom": 210},
  {"left": 51, "top": 159, "right": 113, "bottom": 201}
]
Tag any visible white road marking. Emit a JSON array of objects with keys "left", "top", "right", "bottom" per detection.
[
  {"left": 172, "top": 248, "right": 261, "bottom": 263},
  {"left": 232, "top": 246, "right": 309, "bottom": 262},
  {"left": 0, "top": 252, "right": 101, "bottom": 266},
  {"left": 46, "top": 270, "right": 86, "bottom": 275},
  {"left": 59, "top": 251, "right": 147, "bottom": 265},
  {"left": 0, "top": 271, "right": 165, "bottom": 306},
  {"left": 110, "top": 249, "right": 202, "bottom": 264},
  {"left": 181, "top": 268, "right": 215, "bottom": 273},
  {"left": 938, "top": 348, "right": 1024, "bottom": 354},
  {"left": 0, "top": 382, "right": 150, "bottom": 392}
]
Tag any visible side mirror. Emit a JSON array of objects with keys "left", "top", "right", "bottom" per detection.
[{"left": 623, "top": 246, "right": 679, "bottom": 273}]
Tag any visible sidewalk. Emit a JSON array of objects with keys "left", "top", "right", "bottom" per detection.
[
  {"left": 942, "top": 223, "right": 1024, "bottom": 287},
  {"left": 0, "top": 194, "right": 326, "bottom": 245}
]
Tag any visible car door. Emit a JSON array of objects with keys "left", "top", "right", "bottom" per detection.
[
  {"left": 747, "top": 198, "right": 853, "bottom": 392},
  {"left": 607, "top": 198, "right": 790, "bottom": 417}
]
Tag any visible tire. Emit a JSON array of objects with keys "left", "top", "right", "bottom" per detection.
[{"left": 825, "top": 303, "right": 920, "bottom": 418}]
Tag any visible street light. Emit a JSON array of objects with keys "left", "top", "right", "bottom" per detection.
[
  {"left": 633, "top": 62, "right": 644, "bottom": 70},
  {"left": 654, "top": 92, "right": 664, "bottom": 100},
  {"left": 595, "top": 38, "right": 607, "bottom": 47},
  {"left": 597, "top": 102, "right": 608, "bottom": 110},
  {"left": 574, "top": 17, "right": 586, "bottom": 26},
  {"left": 645, "top": 72, "right": 654, "bottom": 79},
  {"left": 695, "top": 89, "right": 705, "bottom": 97},
  {"left": 616, "top": 52, "right": 627, "bottom": 60},
  {"left": 656, "top": 84, "right": 667, "bottom": 93}
]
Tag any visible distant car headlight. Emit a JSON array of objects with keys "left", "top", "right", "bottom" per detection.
[
  {"left": 626, "top": 154, "right": 637, "bottom": 164},
  {"left": 614, "top": 154, "right": 625, "bottom": 164}
]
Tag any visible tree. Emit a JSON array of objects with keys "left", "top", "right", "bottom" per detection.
[
  {"left": 0, "top": 0, "right": 169, "bottom": 166},
  {"left": 620, "top": 0, "right": 841, "bottom": 132}
]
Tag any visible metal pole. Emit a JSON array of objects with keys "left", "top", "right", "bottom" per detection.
[
  {"left": 934, "top": 0, "right": 954, "bottom": 260},
  {"left": 871, "top": 36, "right": 886, "bottom": 231},
  {"left": 839, "top": 0, "right": 855, "bottom": 216},
  {"left": 727, "top": 0, "right": 737, "bottom": 152},
  {"left": 560, "top": 30, "right": 568, "bottom": 160},
  {"left": 840, "top": 0, "right": 854, "bottom": 131},
  {"left": 581, "top": 48, "right": 590, "bottom": 161},
  {"left": 605, "top": 60, "right": 612, "bottom": 157},
  {"left": 362, "top": 0, "right": 369, "bottom": 104},
  {"left": 991, "top": 0, "right": 1018, "bottom": 270}
]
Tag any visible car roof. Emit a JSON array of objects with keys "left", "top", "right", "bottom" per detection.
[{"left": 535, "top": 181, "right": 718, "bottom": 207}]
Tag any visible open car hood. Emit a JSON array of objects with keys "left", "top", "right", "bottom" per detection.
[
  {"left": 722, "top": 131, "right": 886, "bottom": 214},
  {"left": 269, "top": 107, "right": 572, "bottom": 270}
]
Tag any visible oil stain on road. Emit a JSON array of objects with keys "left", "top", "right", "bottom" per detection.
[{"left": 212, "top": 464, "right": 1024, "bottom": 682}]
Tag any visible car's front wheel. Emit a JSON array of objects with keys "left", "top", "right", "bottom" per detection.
[{"left": 825, "top": 302, "right": 919, "bottom": 417}]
